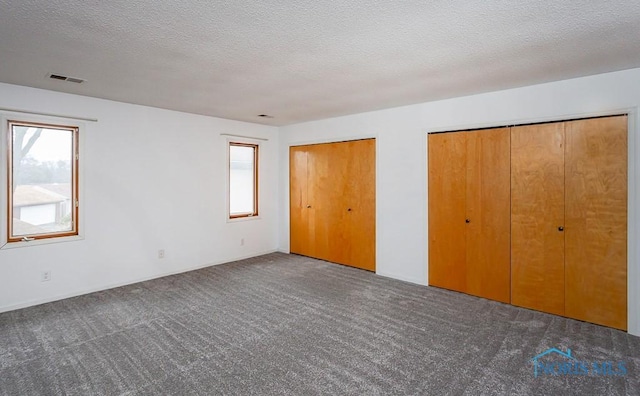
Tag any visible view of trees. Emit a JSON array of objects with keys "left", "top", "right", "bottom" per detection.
[
  {"left": 12, "top": 127, "right": 71, "bottom": 188},
  {"left": 12, "top": 127, "right": 42, "bottom": 191},
  {"left": 15, "top": 157, "right": 71, "bottom": 184}
]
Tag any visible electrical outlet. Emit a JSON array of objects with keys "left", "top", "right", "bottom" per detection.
[
  {"left": 41, "top": 271, "right": 51, "bottom": 282},
  {"left": 240, "top": 238, "right": 245, "bottom": 246},
  {"left": 158, "top": 249, "right": 165, "bottom": 259}
]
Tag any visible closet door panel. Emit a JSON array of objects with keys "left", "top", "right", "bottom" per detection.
[
  {"left": 345, "top": 139, "right": 376, "bottom": 271},
  {"left": 326, "top": 141, "right": 352, "bottom": 266},
  {"left": 510, "top": 124, "right": 566, "bottom": 315},
  {"left": 428, "top": 132, "right": 467, "bottom": 292},
  {"left": 306, "top": 143, "right": 333, "bottom": 261},
  {"left": 290, "top": 147, "right": 310, "bottom": 255},
  {"left": 565, "top": 115, "right": 628, "bottom": 330},
  {"left": 465, "top": 128, "right": 511, "bottom": 303}
]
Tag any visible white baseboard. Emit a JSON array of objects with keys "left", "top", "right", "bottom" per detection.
[
  {"left": 375, "top": 270, "right": 427, "bottom": 286},
  {"left": 0, "top": 249, "right": 278, "bottom": 314}
]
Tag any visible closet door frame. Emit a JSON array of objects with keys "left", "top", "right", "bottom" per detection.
[{"left": 426, "top": 108, "right": 638, "bottom": 336}]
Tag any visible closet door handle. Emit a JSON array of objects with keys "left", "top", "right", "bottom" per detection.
[
  {"left": 558, "top": 226, "right": 564, "bottom": 231},
  {"left": 347, "top": 208, "right": 352, "bottom": 212},
  {"left": 307, "top": 205, "right": 311, "bottom": 208},
  {"left": 465, "top": 219, "right": 470, "bottom": 223}
]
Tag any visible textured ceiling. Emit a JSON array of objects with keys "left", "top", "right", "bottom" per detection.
[{"left": 1, "top": 1, "right": 639, "bottom": 126}]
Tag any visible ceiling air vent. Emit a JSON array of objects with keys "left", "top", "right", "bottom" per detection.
[{"left": 49, "top": 74, "right": 85, "bottom": 84}]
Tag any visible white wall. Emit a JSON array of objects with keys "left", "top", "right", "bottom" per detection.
[
  {"left": 279, "top": 68, "right": 640, "bottom": 336},
  {"left": 0, "top": 82, "right": 279, "bottom": 312}
]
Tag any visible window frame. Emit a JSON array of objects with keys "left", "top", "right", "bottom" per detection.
[
  {"left": 228, "top": 141, "right": 259, "bottom": 220},
  {"left": 3, "top": 119, "right": 81, "bottom": 246}
]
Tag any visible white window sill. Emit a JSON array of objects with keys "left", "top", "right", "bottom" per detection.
[
  {"left": 1, "top": 234, "right": 84, "bottom": 250},
  {"left": 227, "top": 215, "right": 262, "bottom": 223}
]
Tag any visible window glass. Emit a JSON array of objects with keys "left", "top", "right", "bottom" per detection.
[
  {"left": 9, "top": 121, "right": 78, "bottom": 241},
  {"left": 229, "top": 143, "right": 257, "bottom": 218}
]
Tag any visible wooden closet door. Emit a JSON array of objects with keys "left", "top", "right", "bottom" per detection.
[
  {"left": 325, "top": 141, "right": 351, "bottom": 265},
  {"left": 306, "top": 143, "right": 333, "bottom": 261},
  {"left": 510, "top": 123, "right": 566, "bottom": 315},
  {"left": 465, "top": 128, "right": 511, "bottom": 303},
  {"left": 428, "top": 132, "right": 467, "bottom": 292},
  {"left": 565, "top": 115, "right": 628, "bottom": 330},
  {"left": 290, "top": 140, "right": 376, "bottom": 271},
  {"left": 325, "top": 139, "right": 375, "bottom": 271},
  {"left": 290, "top": 147, "right": 309, "bottom": 255},
  {"left": 345, "top": 139, "right": 376, "bottom": 271}
]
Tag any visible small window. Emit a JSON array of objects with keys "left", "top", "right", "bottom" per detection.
[
  {"left": 7, "top": 120, "right": 79, "bottom": 242},
  {"left": 229, "top": 142, "right": 258, "bottom": 218}
]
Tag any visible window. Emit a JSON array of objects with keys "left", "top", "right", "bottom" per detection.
[
  {"left": 7, "top": 120, "right": 79, "bottom": 242},
  {"left": 229, "top": 142, "right": 258, "bottom": 218}
]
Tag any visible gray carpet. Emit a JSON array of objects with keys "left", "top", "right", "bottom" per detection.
[{"left": 1, "top": 253, "right": 639, "bottom": 395}]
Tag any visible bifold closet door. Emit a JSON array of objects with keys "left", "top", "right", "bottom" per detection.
[
  {"left": 342, "top": 139, "right": 376, "bottom": 271},
  {"left": 325, "top": 141, "right": 351, "bottom": 266},
  {"left": 428, "top": 132, "right": 467, "bottom": 293},
  {"left": 307, "top": 141, "right": 349, "bottom": 265},
  {"left": 565, "top": 115, "right": 627, "bottom": 330},
  {"left": 430, "top": 116, "right": 627, "bottom": 329},
  {"left": 290, "top": 147, "right": 309, "bottom": 255},
  {"left": 465, "top": 128, "right": 511, "bottom": 303},
  {"left": 320, "top": 139, "right": 375, "bottom": 269},
  {"left": 290, "top": 144, "right": 332, "bottom": 261},
  {"left": 290, "top": 139, "right": 376, "bottom": 271},
  {"left": 511, "top": 123, "right": 566, "bottom": 315},
  {"left": 428, "top": 128, "right": 510, "bottom": 302},
  {"left": 511, "top": 116, "right": 627, "bottom": 330}
]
